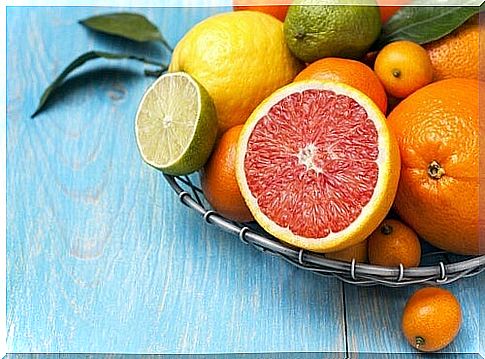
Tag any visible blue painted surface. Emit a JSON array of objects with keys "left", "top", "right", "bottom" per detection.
[
  {"left": 345, "top": 276, "right": 482, "bottom": 355},
  {"left": 6, "top": 4, "right": 484, "bottom": 356}
]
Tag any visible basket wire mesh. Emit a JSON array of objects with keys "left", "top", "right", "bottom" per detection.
[{"left": 164, "top": 174, "right": 485, "bottom": 287}]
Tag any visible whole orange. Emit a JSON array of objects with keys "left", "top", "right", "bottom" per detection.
[
  {"left": 294, "top": 57, "right": 388, "bottom": 113},
  {"left": 402, "top": 287, "right": 462, "bottom": 352},
  {"left": 424, "top": 22, "right": 479, "bottom": 81},
  {"left": 233, "top": 0, "right": 290, "bottom": 21},
  {"left": 368, "top": 219, "right": 421, "bottom": 267},
  {"left": 325, "top": 240, "right": 368, "bottom": 263},
  {"left": 374, "top": 40, "right": 433, "bottom": 99},
  {"left": 387, "top": 78, "right": 480, "bottom": 255},
  {"left": 201, "top": 125, "right": 253, "bottom": 222}
]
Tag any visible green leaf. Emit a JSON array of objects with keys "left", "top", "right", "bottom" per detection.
[
  {"left": 376, "top": 5, "right": 480, "bottom": 48},
  {"left": 79, "top": 12, "right": 172, "bottom": 51},
  {"left": 32, "top": 50, "right": 166, "bottom": 118}
]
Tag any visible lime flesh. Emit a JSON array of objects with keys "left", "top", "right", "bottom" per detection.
[{"left": 135, "top": 72, "right": 218, "bottom": 175}]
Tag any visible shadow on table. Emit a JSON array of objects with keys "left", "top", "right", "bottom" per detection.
[
  {"left": 4, "top": 353, "right": 485, "bottom": 359},
  {"left": 32, "top": 66, "right": 142, "bottom": 118}
]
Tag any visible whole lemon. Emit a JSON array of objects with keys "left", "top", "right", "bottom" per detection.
[{"left": 169, "top": 11, "right": 303, "bottom": 133}]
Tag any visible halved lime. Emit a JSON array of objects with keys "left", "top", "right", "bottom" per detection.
[{"left": 135, "top": 72, "right": 218, "bottom": 175}]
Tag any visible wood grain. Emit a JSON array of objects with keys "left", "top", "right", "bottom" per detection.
[
  {"left": 6, "top": 6, "right": 346, "bottom": 354},
  {"left": 480, "top": 274, "right": 484, "bottom": 358},
  {"left": 345, "top": 276, "right": 483, "bottom": 355},
  {"left": 6, "top": 3, "right": 484, "bottom": 356}
]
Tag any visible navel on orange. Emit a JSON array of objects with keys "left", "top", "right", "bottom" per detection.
[
  {"left": 368, "top": 219, "right": 421, "bottom": 267},
  {"left": 374, "top": 40, "right": 433, "bottom": 99},
  {"left": 402, "top": 287, "right": 462, "bottom": 352},
  {"left": 236, "top": 81, "right": 400, "bottom": 253},
  {"left": 388, "top": 78, "right": 480, "bottom": 255}
]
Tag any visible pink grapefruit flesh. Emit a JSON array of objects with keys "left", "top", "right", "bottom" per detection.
[{"left": 236, "top": 81, "right": 400, "bottom": 253}]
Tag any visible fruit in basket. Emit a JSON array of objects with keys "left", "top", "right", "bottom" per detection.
[
  {"left": 368, "top": 219, "right": 421, "bottom": 268},
  {"left": 294, "top": 57, "right": 388, "bottom": 114},
  {"left": 402, "top": 287, "right": 462, "bottom": 352},
  {"left": 424, "top": 21, "right": 480, "bottom": 81},
  {"left": 135, "top": 72, "right": 218, "bottom": 175},
  {"left": 284, "top": 1, "right": 381, "bottom": 63},
  {"left": 235, "top": 81, "right": 400, "bottom": 253},
  {"left": 201, "top": 125, "right": 253, "bottom": 223},
  {"left": 388, "top": 78, "right": 480, "bottom": 255},
  {"left": 169, "top": 11, "right": 302, "bottom": 134},
  {"left": 325, "top": 240, "right": 368, "bottom": 263},
  {"left": 374, "top": 41, "right": 433, "bottom": 99},
  {"left": 233, "top": 0, "right": 290, "bottom": 21}
]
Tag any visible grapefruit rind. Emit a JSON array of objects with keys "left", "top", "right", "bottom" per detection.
[{"left": 236, "top": 80, "right": 400, "bottom": 253}]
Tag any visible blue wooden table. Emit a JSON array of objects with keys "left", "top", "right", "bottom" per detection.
[{"left": 6, "top": 4, "right": 485, "bottom": 357}]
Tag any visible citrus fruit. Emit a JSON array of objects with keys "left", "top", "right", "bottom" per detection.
[
  {"left": 135, "top": 72, "right": 218, "bottom": 175},
  {"left": 376, "top": 0, "right": 410, "bottom": 23},
  {"left": 402, "top": 287, "right": 462, "bottom": 352},
  {"left": 374, "top": 41, "right": 433, "bottom": 99},
  {"left": 368, "top": 219, "right": 421, "bottom": 267},
  {"left": 387, "top": 78, "right": 480, "bottom": 255},
  {"left": 294, "top": 57, "right": 388, "bottom": 113},
  {"left": 233, "top": 0, "right": 290, "bottom": 21},
  {"left": 379, "top": 6, "right": 400, "bottom": 23},
  {"left": 236, "top": 81, "right": 400, "bottom": 253},
  {"left": 284, "top": 1, "right": 381, "bottom": 63},
  {"left": 201, "top": 125, "right": 253, "bottom": 223},
  {"left": 325, "top": 240, "right": 368, "bottom": 263},
  {"left": 169, "top": 11, "right": 302, "bottom": 134},
  {"left": 424, "top": 22, "right": 479, "bottom": 81}
]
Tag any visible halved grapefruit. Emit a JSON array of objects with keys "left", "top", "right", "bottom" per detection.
[{"left": 236, "top": 81, "right": 400, "bottom": 253}]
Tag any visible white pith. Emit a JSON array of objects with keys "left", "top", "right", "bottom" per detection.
[{"left": 297, "top": 143, "right": 323, "bottom": 174}]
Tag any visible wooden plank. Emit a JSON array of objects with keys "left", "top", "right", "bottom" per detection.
[
  {"left": 345, "top": 274, "right": 483, "bottom": 355},
  {"left": 480, "top": 273, "right": 484, "bottom": 358},
  {"left": 6, "top": 6, "right": 346, "bottom": 354}
]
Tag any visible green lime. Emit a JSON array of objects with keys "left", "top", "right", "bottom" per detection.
[
  {"left": 284, "top": 1, "right": 381, "bottom": 63},
  {"left": 135, "top": 72, "right": 218, "bottom": 175}
]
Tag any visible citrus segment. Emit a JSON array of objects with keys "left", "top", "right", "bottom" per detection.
[
  {"left": 236, "top": 81, "right": 400, "bottom": 252},
  {"left": 135, "top": 72, "right": 218, "bottom": 175}
]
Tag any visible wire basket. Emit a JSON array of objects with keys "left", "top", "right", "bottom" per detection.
[{"left": 164, "top": 174, "right": 485, "bottom": 287}]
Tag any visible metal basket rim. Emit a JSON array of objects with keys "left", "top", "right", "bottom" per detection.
[{"left": 164, "top": 174, "right": 485, "bottom": 286}]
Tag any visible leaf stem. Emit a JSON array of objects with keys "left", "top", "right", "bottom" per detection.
[{"left": 31, "top": 50, "right": 167, "bottom": 118}]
